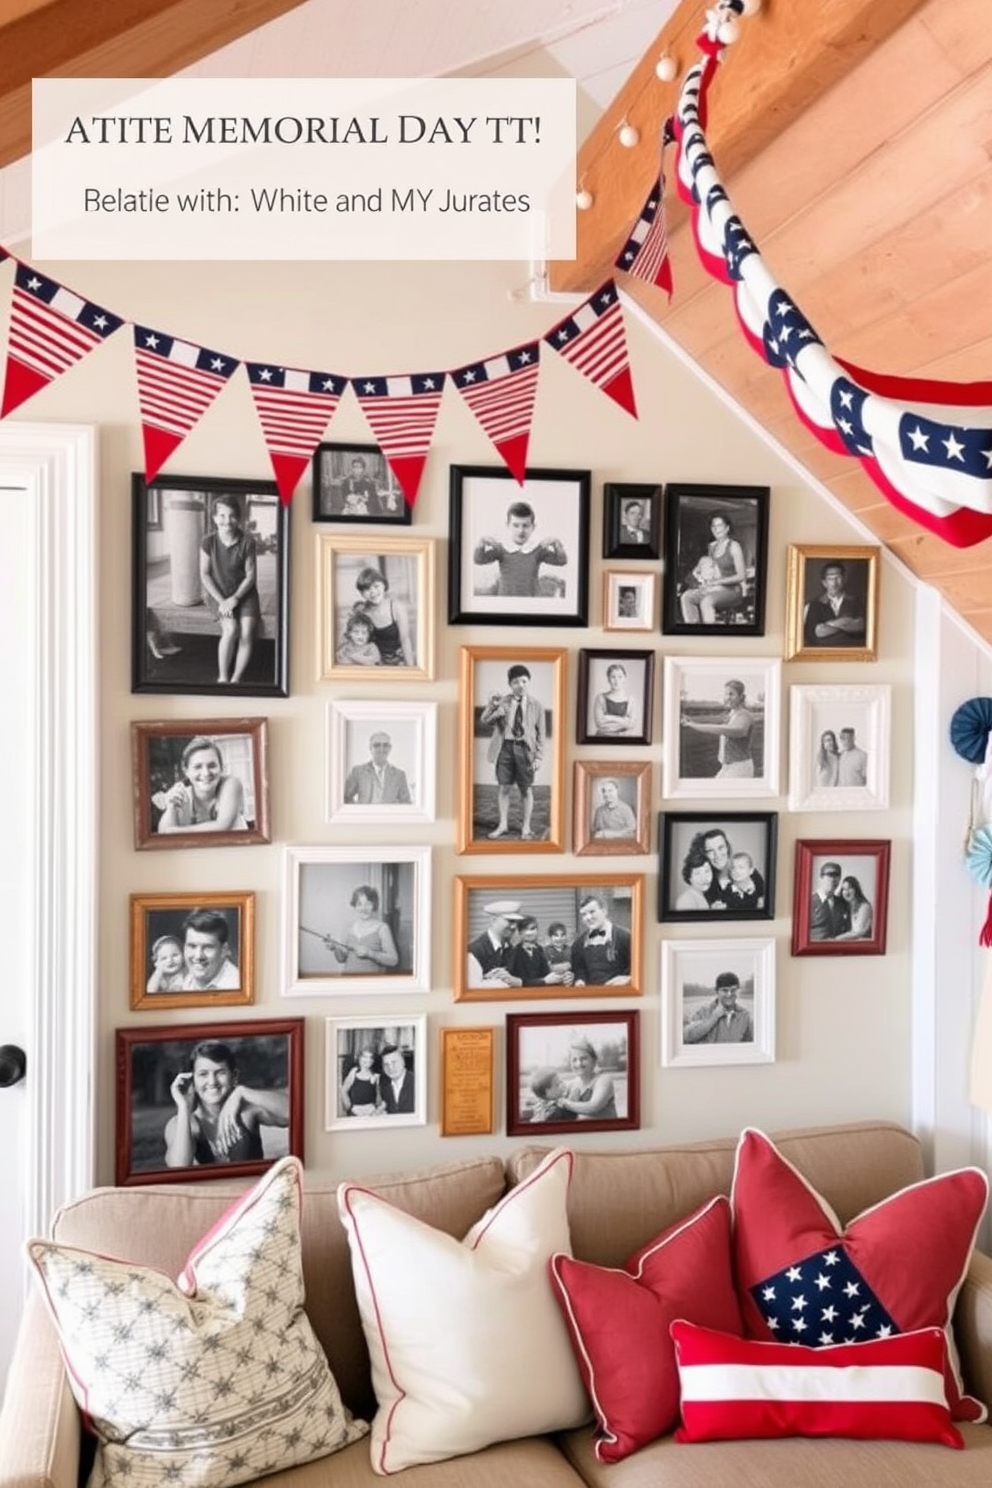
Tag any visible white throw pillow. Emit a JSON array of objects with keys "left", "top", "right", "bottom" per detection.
[
  {"left": 28, "top": 1156, "right": 367, "bottom": 1488},
  {"left": 338, "top": 1146, "right": 589, "bottom": 1473}
]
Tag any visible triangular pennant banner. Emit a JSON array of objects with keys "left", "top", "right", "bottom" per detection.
[
  {"left": 134, "top": 326, "right": 241, "bottom": 482},
  {"left": 246, "top": 362, "right": 346, "bottom": 504},
  {"left": 544, "top": 280, "right": 638, "bottom": 419},
  {"left": 614, "top": 159, "right": 674, "bottom": 299},
  {"left": 2, "top": 261, "right": 124, "bottom": 417},
  {"left": 350, "top": 371, "right": 445, "bottom": 505},
  {"left": 451, "top": 341, "right": 540, "bottom": 483}
]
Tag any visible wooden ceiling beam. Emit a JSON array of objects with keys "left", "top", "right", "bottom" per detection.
[
  {"left": 0, "top": 0, "right": 312, "bottom": 170},
  {"left": 550, "top": 0, "right": 929, "bottom": 294}
]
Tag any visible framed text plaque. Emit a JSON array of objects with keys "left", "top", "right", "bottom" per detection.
[{"left": 440, "top": 1026, "right": 496, "bottom": 1136}]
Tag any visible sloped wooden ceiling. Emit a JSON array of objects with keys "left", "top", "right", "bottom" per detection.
[
  {"left": 552, "top": 0, "right": 992, "bottom": 647},
  {"left": 0, "top": 0, "right": 312, "bottom": 169}
]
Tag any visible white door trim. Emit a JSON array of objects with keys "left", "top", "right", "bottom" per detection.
[{"left": 0, "top": 422, "right": 97, "bottom": 1248}]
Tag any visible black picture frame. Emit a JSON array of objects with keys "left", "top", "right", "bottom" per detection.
[
  {"left": 132, "top": 473, "right": 290, "bottom": 697},
  {"left": 602, "top": 482, "right": 662, "bottom": 560},
  {"left": 576, "top": 648, "right": 655, "bottom": 746},
  {"left": 658, "top": 811, "right": 778, "bottom": 922},
  {"left": 661, "top": 482, "right": 769, "bottom": 637},
  {"left": 311, "top": 441, "right": 412, "bottom": 525},
  {"left": 115, "top": 1018, "right": 305, "bottom": 1186},
  {"left": 448, "top": 464, "right": 590, "bottom": 626}
]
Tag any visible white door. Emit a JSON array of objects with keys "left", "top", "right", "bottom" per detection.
[{"left": 0, "top": 426, "right": 97, "bottom": 1392}]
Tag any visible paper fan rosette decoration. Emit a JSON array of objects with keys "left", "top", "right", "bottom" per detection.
[{"left": 950, "top": 697, "right": 992, "bottom": 945}]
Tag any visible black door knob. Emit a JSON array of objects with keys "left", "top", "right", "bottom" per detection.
[{"left": 0, "top": 1045, "right": 26, "bottom": 1087}]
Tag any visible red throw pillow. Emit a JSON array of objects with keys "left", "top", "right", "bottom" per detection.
[
  {"left": 549, "top": 1195, "right": 743, "bottom": 1462},
  {"left": 671, "top": 1320, "right": 963, "bottom": 1448},
  {"left": 730, "top": 1127, "right": 989, "bottom": 1422}
]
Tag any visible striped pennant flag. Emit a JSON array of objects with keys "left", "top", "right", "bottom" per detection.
[
  {"left": 350, "top": 371, "right": 445, "bottom": 505},
  {"left": 451, "top": 341, "right": 540, "bottom": 483},
  {"left": 544, "top": 280, "right": 638, "bottom": 418},
  {"left": 134, "top": 325, "right": 240, "bottom": 482},
  {"left": 246, "top": 362, "right": 346, "bottom": 504},
  {"left": 614, "top": 170, "right": 673, "bottom": 298},
  {"left": 2, "top": 261, "right": 124, "bottom": 417}
]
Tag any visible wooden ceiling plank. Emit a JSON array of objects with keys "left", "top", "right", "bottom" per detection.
[
  {"left": 0, "top": 0, "right": 312, "bottom": 169},
  {"left": 550, "top": 0, "right": 931, "bottom": 293}
]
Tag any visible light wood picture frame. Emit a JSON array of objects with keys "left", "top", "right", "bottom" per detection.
[
  {"left": 129, "top": 891, "right": 255, "bottom": 1011},
  {"left": 785, "top": 544, "right": 880, "bottom": 661},
  {"left": 131, "top": 717, "right": 270, "bottom": 851},
  {"left": 317, "top": 533, "right": 435, "bottom": 681},
  {"left": 573, "top": 760, "right": 652, "bottom": 856},
  {"left": 439, "top": 1026, "right": 497, "bottom": 1137}
]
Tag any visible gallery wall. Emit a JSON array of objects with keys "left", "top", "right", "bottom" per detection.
[{"left": 4, "top": 255, "right": 920, "bottom": 1185}]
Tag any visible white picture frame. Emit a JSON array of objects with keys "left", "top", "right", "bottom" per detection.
[
  {"left": 282, "top": 845, "right": 431, "bottom": 995},
  {"left": 324, "top": 1014, "right": 427, "bottom": 1131},
  {"left": 326, "top": 699, "right": 437, "bottom": 824},
  {"left": 661, "top": 936, "right": 776, "bottom": 1068},
  {"left": 662, "top": 656, "right": 781, "bottom": 799},
  {"left": 788, "top": 684, "right": 891, "bottom": 811},
  {"left": 603, "top": 569, "right": 657, "bottom": 632}
]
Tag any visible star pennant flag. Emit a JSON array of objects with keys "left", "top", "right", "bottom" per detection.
[
  {"left": 614, "top": 164, "right": 673, "bottom": 298},
  {"left": 350, "top": 371, "right": 445, "bottom": 505},
  {"left": 673, "top": 52, "right": 992, "bottom": 548},
  {"left": 246, "top": 362, "right": 346, "bottom": 503},
  {"left": 451, "top": 341, "right": 540, "bottom": 482},
  {"left": 544, "top": 280, "right": 638, "bottom": 418},
  {"left": 133, "top": 326, "right": 240, "bottom": 482},
  {"left": 2, "top": 261, "right": 124, "bottom": 417}
]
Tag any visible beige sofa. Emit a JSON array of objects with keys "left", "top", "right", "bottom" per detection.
[{"left": 2, "top": 1119, "right": 991, "bottom": 1487}]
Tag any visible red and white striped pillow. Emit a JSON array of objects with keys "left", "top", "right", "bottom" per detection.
[{"left": 671, "top": 1321, "right": 963, "bottom": 1448}]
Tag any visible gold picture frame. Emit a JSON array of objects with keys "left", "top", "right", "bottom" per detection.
[
  {"left": 439, "top": 1026, "right": 497, "bottom": 1137},
  {"left": 129, "top": 891, "right": 255, "bottom": 1011},
  {"left": 317, "top": 533, "right": 435, "bottom": 681},
  {"left": 785, "top": 544, "right": 880, "bottom": 661},
  {"left": 572, "top": 760, "right": 652, "bottom": 855}
]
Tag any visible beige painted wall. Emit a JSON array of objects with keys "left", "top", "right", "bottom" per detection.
[{"left": 8, "top": 257, "right": 917, "bottom": 1183}]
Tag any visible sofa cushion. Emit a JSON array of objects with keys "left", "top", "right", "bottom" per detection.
[
  {"left": 549, "top": 1196, "right": 742, "bottom": 1462},
  {"left": 28, "top": 1156, "right": 367, "bottom": 1488},
  {"left": 730, "top": 1127, "right": 989, "bottom": 1423},
  {"left": 507, "top": 1120, "right": 926, "bottom": 1270},
  {"left": 338, "top": 1147, "right": 589, "bottom": 1473},
  {"left": 672, "top": 1321, "right": 963, "bottom": 1448},
  {"left": 50, "top": 1152, "right": 507, "bottom": 1420}
]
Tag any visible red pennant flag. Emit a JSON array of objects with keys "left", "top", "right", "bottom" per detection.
[
  {"left": 2, "top": 262, "right": 124, "bottom": 417},
  {"left": 350, "top": 371, "right": 445, "bottom": 505},
  {"left": 451, "top": 341, "right": 540, "bottom": 483},
  {"left": 133, "top": 325, "right": 240, "bottom": 481},
  {"left": 614, "top": 171, "right": 673, "bottom": 299},
  {"left": 246, "top": 362, "right": 346, "bottom": 503},
  {"left": 544, "top": 280, "right": 638, "bottom": 418}
]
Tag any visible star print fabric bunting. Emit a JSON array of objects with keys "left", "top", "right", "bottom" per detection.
[
  {"left": 350, "top": 370, "right": 446, "bottom": 506},
  {"left": 451, "top": 340, "right": 540, "bottom": 482},
  {"left": 730, "top": 1127, "right": 989, "bottom": 1422},
  {"left": 134, "top": 324, "right": 240, "bottom": 482},
  {"left": 246, "top": 361, "right": 346, "bottom": 503},
  {"left": 2, "top": 260, "right": 124, "bottom": 417},
  {"left": 544, "top": 280, "right": 638, "bottom": 418}
]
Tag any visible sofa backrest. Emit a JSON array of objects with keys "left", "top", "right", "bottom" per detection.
[
  {"left": 50, "top": 1153, "right": 506, "bottom": 1420},
  {"left": 506, "top": 1119, "right": 925, "bottom": 1268}
]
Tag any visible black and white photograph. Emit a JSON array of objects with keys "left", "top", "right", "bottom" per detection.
[
  {"left": 283, "top": 844, "right": 431, "bottom": 994},
  {"left": 603, "top": 569, "right": 656, "bottom": 632},
  {"left": 130, "top": 891, "right": 255, "bottom": 1010},
  {"left": 311, "top": 441, "right": 411, "bottom": 524},
  {"left": 458, "top": 646, "right": 567, "bottom": 853},
  {"left": 660, "top": 938, "right": 776, "bottom": 1068},
  {"left": 792, "top": 839, "right": 891, "bottom": 956},
  {"left": 662, "top": 656, "right": 781, "bottom": 799},
  {"left": 785, "top": 544, "right": 879, "bottom": 661},
  {"left": 454, "top": 874, "right": 644, "bottom": 1002},
  {"left": 131, "top": 474, "right": 290, "bottom": 697},
  {"left": 573, "top": 761, "right": 652, "bottom": 856},
  {"left": 602, "top": 482, "right": 662, "bottom": 560},
  {"left": 131, "top": 717, "right": 270, "bottom": 850},
  {"left": 788, "top": 683, "right": 891, "bottom": 811},
  {"left": 324, "top": 1015, "right": 426, "bottom": 1131},
  {"left": 448, "top": 465, "right": 590, "bottom": 626},
  {"left": 115, "top": 1019, "right": 304, "bottom": 1185},
  {"left": 576, "top": 649, "right": 655, "bottom": 746},
  {"left": 326, "top": 699, "right": 436, "bottom": 824},
  {"left": 317, "top": 533, "right": 435, "bottom": 681},
  {"left": 505, "top": 1010, "right": 640, "bottom": 1136},
  {"left": 661, "top": 482, "right": 769, "bottom": 636},
  {"left": 658, "top": 812, "right": 777, "bottom": 921}
]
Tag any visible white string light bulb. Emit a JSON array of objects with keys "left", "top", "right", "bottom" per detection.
[
  {"left": 575, "top": 186, "right": 594, "bottom": 210},
  {"left": 618, "top": 120, "right": 640, "bottom": 148},
  {"left": 655, "top": 53, "right": 678, "bottom": 82}
]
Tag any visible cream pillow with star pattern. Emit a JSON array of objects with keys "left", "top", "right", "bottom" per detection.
[{"left": 27, "top": 1156, "right": 367, "bottom": 1488}]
